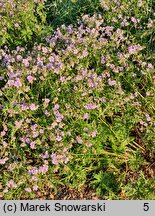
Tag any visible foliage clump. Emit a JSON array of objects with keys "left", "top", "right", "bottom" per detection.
[{"left": 0, "top": 0, "right": 155, "bottom": 199}]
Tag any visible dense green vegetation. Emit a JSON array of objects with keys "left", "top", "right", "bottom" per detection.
[{"left": 0, "top": 0, "right": 154, "bottom": 200}]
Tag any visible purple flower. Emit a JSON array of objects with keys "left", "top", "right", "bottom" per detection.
[
  {"left": 128, "top": 45, "right": 142, "bottom": 54},
  {"left": 148, "top": 63, "right": 153, "bottom": 69},
  {"left": 14, "top": 78, "right": 22, "bottom": 87},
  {"left": 14, "top": 23, "right": 19, "bottom": 28},
  {"left": 51, "top": 153, "right": 59, "bottom": 165},
  {"left": 50, "top": 153, "right": 56, "bottom": 159},
  {"left": 39, "top": 164, "right": 48, "bottom": 174},
  {"left": 101, "top": 55, "right": 105, "bottom": 64},
  {"left": 20, "top": 104, "right": 29, "bottom": 111},
  {"left": 85, "top": 104, "right": 98, "bottom": 109},
  {"left": 30, "top": 141, "right": 36, "bottom": 149},
  {"left": 42, "top": 151, "right": 49, "bottom": 159},
  {"left": 53, "top": 104, "right": 59, "bottom": 111},
  {"left": 131, "top": 17, "right": 137, "bottom": 24},
  {"left": 60, "top": 76, "right": 65, "bottom": 82},
  {"left": 117, "top": 52, "right": 121, "bottom": 57},
  {"left": 39, "top": 129, "right": 44, "bottom": 134},
  {"left": 82, "top": 69, "right": 87, "bottom": 76},
  {"left": 108, "top": 79, "right": 116, "bottom": 86},
  {"left": 32, "top": 132, "right": 39, "bottom": 138},
  {"left": 44, "top": 110, "right": 49, "bottom": 115},
  {"left": 2, "top": 141, "right": 7, "bottom": 147},
  {"left": 32, "top": 176, "right": 38, "bottom": 181},
  {"left": 0, "top": 159, "right": 7, "bottom": 164},
  {"left": 56, "top": 117, "right": 62, "bottom": 123},
  {"left": 88, "top": 78, "right": 94, "bottom": 88},
  {"left": 16, "top": 55, "right": 22, "bottom": 62},
  {"left": 54, "top": 68, "right": 59, "bottom": 74},
  {"left": 33, "top": 185, "right": 38, "bottom": 191},
  {"left": 52, "top": 158, "right": 58, "bottom": 165},
  {"left": 25, "top": 188, "right": 32, "bottom": 193},
  {"left": 26, "top": 118, "right": 31, "bottom": 123},
  {"left": 6, "top": 180, "right": 17, "bottom": 188},
  {"left": 7, "top": 80, "right": 15, "bottom": 87},
  {"left": 133, "top": 101, "right": 140, "bottom": 106},
  {"left": 37, "top": 60, "right": 44, "bottom": 67},
  {"left": 14, "top": 120, "right": 22, "bottom": 128},
  {"left": 1, "top": 131, "right": 6, "bottom": 137},
  {"left": 66, "top": 131, "right": 71, "bottom": 136},
  {"left": 22, "top": 59, "right": 29, "bottom": 67},
  {"left": 27, "top": 75, "right": 34, "bottom": 83},
  {"left": 25, "top": 138, "right": 30, "bottom": 144},
  {"left": 63, "top": 148, "right": 68, "bottom": 153},
  {"left": 52, "top": 121, "right": 57, "bottom": 128},
  {"left": 47, "top": 63, "right": 53, "bottom": 69},
  {"left": 31, "top": 167, "right": 38, "bottom": 175},
  {"left": 112, "top": 17, "right": 117, "bottom": 22},
  {"left": 76, "top": 136, "right": 83, "bottom": 144},
  {"left": 147, "top": 63, "right": 153, "bottom": 71},
  {"left": 29, "top": 103, "right": 38, "bottom": 111},
  {"left": 83, "top": 113, "right": 89, "bottom": 120},
  {"left": 83, "top": 127, "right": 88, "bottom": 132},
  {"left": 9, "top": 73, "right": 17, "bottom": 79},
  {"left": 44, "top": 98, "right": 50, "bottom": 104},
  {"left": 75, "top": 75, "right": 83, "bottom": 81},
  {"left": 31, "top": 124, "right": 38, "bottom": 131},
  {"left": 60, "top": 155, "right": 69, "bottom": 164},
  {"left": 90, "top": 131, "right": 97, "bottom": 137},
  {"left": 56, "top": 136, "right": 62, "bottom": 142},
  {"left": 145, "top": 114, "right": 151, "bottom": 122},
  {"left": 42, "top": 47, "right": 48, "bottom": 53},
  {"left": 82, "top": 50, "right": 88, "bottom": 57}
]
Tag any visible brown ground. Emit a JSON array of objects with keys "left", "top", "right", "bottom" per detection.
[{"left": 36, "top": 185, "right": 100, "bottom": 200}]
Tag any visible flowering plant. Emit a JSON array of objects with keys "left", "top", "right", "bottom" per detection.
[
  {"left": 0, "top": 0, "right": 154, "bottom": 200},
  {"left": 0, "top": 0, "right": 46, "bottom": 48}
]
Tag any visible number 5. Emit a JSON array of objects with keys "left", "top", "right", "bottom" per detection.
[{"left": 143, "top": 203, "right": 149, "bottom": 211}]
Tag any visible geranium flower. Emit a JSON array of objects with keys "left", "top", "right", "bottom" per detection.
[
  {"left": 85, "top": 104, "right": 98, "bottom": 109},
  {"left": 29, "top": 103, "right": 38, "bottom": 111}
]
